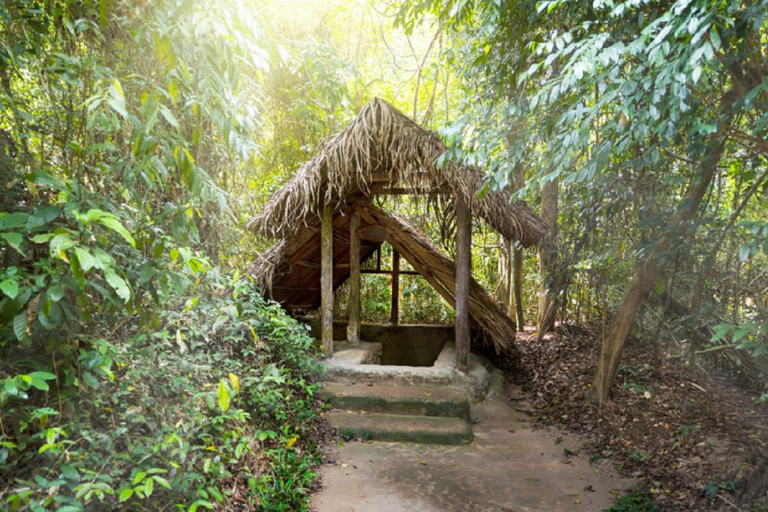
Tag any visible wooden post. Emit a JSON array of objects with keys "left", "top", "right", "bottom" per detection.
[
  {"left": 390, "top": 248, "right": 400, "bottom": 325},
  {"left": 347, "top": 213, "right": 361, "bottom": 342},
  {"left": 320, "top": 204, "right": 334, "bottom": 356},
  {"left": 455, "top": 195, "right": 471, "bottom": 372}
]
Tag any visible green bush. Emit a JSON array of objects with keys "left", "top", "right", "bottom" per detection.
[{"left": 0, "top": 277, "right": 324, "bottom": 511}]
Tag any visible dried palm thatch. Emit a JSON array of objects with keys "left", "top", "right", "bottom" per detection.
[{"left": 247, "top": 98, "right": 546, "bottom": 247}]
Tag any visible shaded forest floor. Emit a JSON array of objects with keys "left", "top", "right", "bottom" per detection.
[{"left": 490, "top": 325, "right": 768, "bottom": 511}]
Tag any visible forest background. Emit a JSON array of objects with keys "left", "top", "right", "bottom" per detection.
[{"left": 1, "top": 0, "right": 768, "bottom": 510}]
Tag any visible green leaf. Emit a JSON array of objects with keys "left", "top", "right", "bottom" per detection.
[
  {"left": 98, "top": 217, "right": 136, "bottom": 248},
  {"left": 0, "top": 279, "right": 19, "bottom": 299},
  {"left": 61, "top": 464, "right": 80, "bottom": 481},
  {"left": 108, "top": 94, "right": 128, "bottom": 118},
  {"left": 82, "top": 371, "right": 99, "bottom": 389},
  {"left": 75, "top": 247, "right": 97, "bottom": 272},
  {"left": 13, "top": 311, "right": 31, "bottom": 346},
  {"left": 711, "top": 323, "right": 734, "bottom": 342},
  {"left": 144, "top": 476, "right": 154, "bottom": 496},
  {"left": 49, "top": 234, "right": 77, "bottom": 257},
  {"left": 119, "top": 488, "right": 134, "bottom": 503},
  {"left": 28, "top": 372, "right": 56, "bottom": 391},
  {"left": 1, "top": 212, "right": 29, "bottom": 230},
  {"left": 104, "top": 267, "right": 131, "bottom": 302},
  {"left": 26, "top": 205, "right": 62, "bottom": 229},
  {"left": 189, "top": 499, "right": 215, "bottom": 512},
  {"left": 30, "top": 233, "right": 55, "bottom": 243},
  {"left": 159, "top": 104, "right": 179, "bottom": 128},
  {"left": 1, "top": 232, "right": 25, "bottom": 256},
  {"left": 217, "top": 380, "right": 230, "bottom": 413},
  {"left": 48, "top": 283, "right": 65, "bottom": 302}
]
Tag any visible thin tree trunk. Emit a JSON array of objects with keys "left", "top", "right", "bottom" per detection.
[
  {"left": 510, "top": 241, "right": 525, "bottom": 331},
  {"left": 537, "top": 177, "right": 558, "bottom": 333},
  {"left": 592, "top": 92, "right": 735, "bottom": 403}
]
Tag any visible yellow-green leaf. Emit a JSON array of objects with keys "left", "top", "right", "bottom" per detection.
[
  {"left": 229, "top": 373, "right": 239, "bottom": 393},
  {"left": 113, "top": 79, "right": 125, "bottom": 100},
  {"left": 217, "top": 380, "right": 230, "bottom": 412}
]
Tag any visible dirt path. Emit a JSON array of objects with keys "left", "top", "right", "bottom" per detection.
[{"left": 312, "top": 373, "right": 633, "bottom": 512}]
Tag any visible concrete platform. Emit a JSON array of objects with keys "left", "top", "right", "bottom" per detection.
[
  {"left": 328, "top": 411, "right": 473, "bottom": 445},
  {"left": 322, "top": 342, "right": 490, "bottom": 400},
  {"left": 321, "top": 382, "right": 471, "bottom": 419}
]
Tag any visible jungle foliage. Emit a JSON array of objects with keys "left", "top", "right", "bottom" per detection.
[
  {"left": 394, "top": 0, "right": 768, "bottom": 403},
  {"left": 0, "top": 0, "right": 325, "bottom": 510},
  {"left": 3, "top": 0, "right": 768, "bottom": 509}
]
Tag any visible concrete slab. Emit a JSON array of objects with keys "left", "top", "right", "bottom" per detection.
[
  {"left": 312, "top": 373, "right": 633, "bottom": 512},
  {"left": 323, "top": 342, "right": 490, "bottom": 400}
]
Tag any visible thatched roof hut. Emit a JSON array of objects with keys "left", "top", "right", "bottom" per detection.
[{"left": 248, "top": 99, "right": 546, "bottom": 355}]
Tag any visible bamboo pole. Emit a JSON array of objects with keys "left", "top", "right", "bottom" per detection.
[
  {"left": 320, "top": 204, "right": 334, "bottom": 356},
  {"left": 455, "top": 195, "right": 471, "bottom": 372},
  {"left": 391, "top": 248, "right": 400, "bottom": 325},
  {"left": 347, "top": 213, "right": 361, "bottom": 342}
]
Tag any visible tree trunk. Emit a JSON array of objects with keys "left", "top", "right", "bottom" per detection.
[
  {"left": 592, "top": 98, "right": 734, "bottom": 403},
  {"left": 510, "top": 241, "right": 525, "bottom": 331},
  {"left": 537, "top": 177, "right": 558, "bottom": 333}
]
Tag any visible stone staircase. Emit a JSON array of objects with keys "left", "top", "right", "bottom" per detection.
[{"left": 321, "top": 382, "right": 474, "bottom": 445}]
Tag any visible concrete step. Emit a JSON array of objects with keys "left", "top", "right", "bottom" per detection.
[
  {"left": 320, "top": 382, "right": 470, "bottom": 419},
  {"left": 328, "top": 411, "right": 473, "bottom": 445}
]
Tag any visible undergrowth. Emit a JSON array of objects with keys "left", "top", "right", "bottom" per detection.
[{"left": 0, "top": 277, "right": 324, "bottom": 511}]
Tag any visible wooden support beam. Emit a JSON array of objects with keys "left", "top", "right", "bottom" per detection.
[
  {"left": 321, "top": 204, "right": 334, "bottom": 357},
  {"left": 283, "top": 207, "right": 351, "bottom": 269},
  {"left": 347, "top": 213, "right": 361, "bottom": 343},
  {"left": 361, "top": 269, "right": 419, "bottom": 276},
  {"left": 391, "top": 248, "right": 400, "bottom": 325},
  {"left": 455, "top": 195, "right": 471, "bottom": 373},
  {"left": 372, "top": 186, "right": 452, "bottom": 195}
]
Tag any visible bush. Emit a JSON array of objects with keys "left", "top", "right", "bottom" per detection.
[{"left": 0, "top": 276, "right": 324, "bottom": 511}]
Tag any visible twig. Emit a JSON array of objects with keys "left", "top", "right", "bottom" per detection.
[{"left": 715, "top": 492, "right": 743, "bottom": 511}]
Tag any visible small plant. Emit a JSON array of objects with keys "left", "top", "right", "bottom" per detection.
[
  {"left": 340, "top": 428, "right": 356, "bottom": 442},
  {"left": 605, "top": 489, "right": 659, "bottom": 512},
  {"left": 628, "top": 449, "right": 651, "bottom": 462},
  {"left": 361, "top": 431, "right": 373, "bottom": 442}
]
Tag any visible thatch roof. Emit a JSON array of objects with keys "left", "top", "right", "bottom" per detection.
[
  {"left": 247, "top": 98, "right": 546, "bottom": 246},
  {"left": 251, "top": 199, "right": 517, "bottom": 353}
]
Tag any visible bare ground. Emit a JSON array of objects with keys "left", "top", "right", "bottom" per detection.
[{"left": 488, "top": 325, "right": 768, "bottom": 511}]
